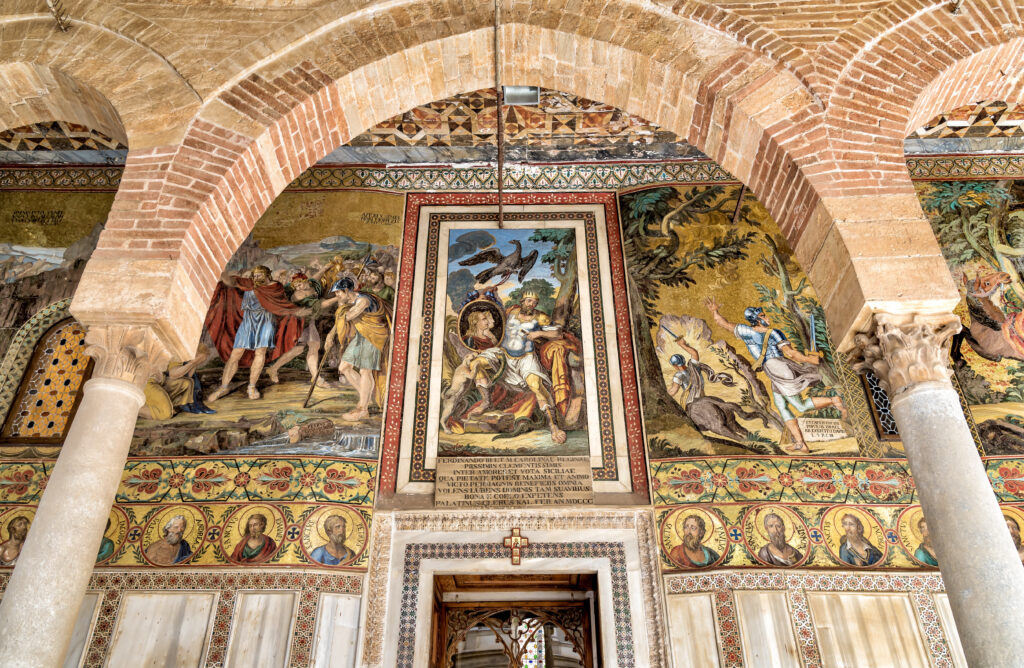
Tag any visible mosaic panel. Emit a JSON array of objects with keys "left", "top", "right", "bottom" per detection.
[
  {"left": 348, "top": 87, "right": 675, "bottom": 149},
  {"left": 620, "top": 184, "right": 872, "bottom": 458},
  {"left": 0, "top": 299, "right": 70, "bottom": 431},
  {"left": 664, "top": 571, "right": 953, "bottom": 668},
  {"left": 910, "top": 101, "right": 1024, "bottom": 139},
  {"left": 1, "top": 318, "right": 88, "bottom": 439},
  {"left": 654, "top": 501, "right": 1024, "bottom": 572},
  {"left": 0, "top": 121, "right": 127, "bottom": 151},
  {"left": 0, "top": 456, "right": 375, "bottom": 570},
  {"left": 0, "top": 570, "right": 361, "bottom": 668}
]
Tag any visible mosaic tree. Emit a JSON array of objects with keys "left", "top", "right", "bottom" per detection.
[{"left": 621, "top": 185, "right": 759, "bottom": 441}]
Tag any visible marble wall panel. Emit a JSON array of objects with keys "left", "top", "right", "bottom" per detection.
[
  {"left": 63, "top": 592, "right": 99, "bottom": 668},
  {"left": 807, "top": 592, "right": 930, "bottom": 668},
  {"left": 665, "top": 593, "right": 720, "bottom": 668},
  {"left": 225, "top": 591, "right": 298, "bottom": 667},
  {"left": 734, "top": 591, "right": 799, "bottom": 668},
  {"left": 312, "top": 593, "right": 362, "bottom": 668},
  {"left": 105, "top": 591, "right": 217, "bottom": 667},
  {"left": 933, "top": 593, "right": 968, "bottom": 668}
]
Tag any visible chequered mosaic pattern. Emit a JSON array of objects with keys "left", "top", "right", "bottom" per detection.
[
  {"left": 348, "top": 87, "right": 676, "bottom": 149},
  {"left": 910, "top": 101, "right": 1024, "bottom": 139},
  {"left": 0, "top": 121, "right": 126, "bottom": 151},
  {"left": 664, "top": 571, "right": 953, "bottom": 668},
  {"left": 398, "top": 541, "right": 633, "bottom": 668},
  {"left": 1, "top": 319, "right": 88, "bottom": 439}
]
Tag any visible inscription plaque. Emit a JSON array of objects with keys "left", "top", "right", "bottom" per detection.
[{"left": 434, "top": 456, "right": 595, "bottom": 508}]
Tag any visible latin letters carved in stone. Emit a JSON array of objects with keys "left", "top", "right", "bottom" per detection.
[
  {"left": 851, "top": 313, "right": 961, "bottom": 396},
  {"left": 83, "top": 325, "right": 172, "bottom": 387}
]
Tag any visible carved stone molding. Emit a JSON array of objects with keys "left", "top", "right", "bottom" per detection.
[
  {"left": 850, "top": 313, "right": 961, "bottom": 396},
  {"left": 83, "top": 325, "right": 172, "bottom": 387},
  {"left": 360, "top": 508, "right": 667, "bottom": 668}
]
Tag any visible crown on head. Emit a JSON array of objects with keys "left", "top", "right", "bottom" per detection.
[{"left": 522, "top": 291, "right": 539, "bottom": 301}]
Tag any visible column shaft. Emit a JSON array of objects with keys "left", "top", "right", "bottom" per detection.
[
  {"left": 0, "top": 377, "right": 144, "bottom": 668},
  {"left": 892, "top": 382, "right": 1024, "bottom": 666}
]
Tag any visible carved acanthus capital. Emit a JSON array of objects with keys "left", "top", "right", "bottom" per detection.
[
  {"left": 850, "top": 313, "right": 962, "bottom": 396},
  {"left": 84, "top": 325, "right": 172, "bottom": 387}
]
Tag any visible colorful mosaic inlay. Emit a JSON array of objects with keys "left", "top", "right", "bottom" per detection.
[
  {"left": 0, "top": 456, "right": 375, "bottom": 570},
  {"left": 1, "top": 319, "right": 88, "bottom": 439}
]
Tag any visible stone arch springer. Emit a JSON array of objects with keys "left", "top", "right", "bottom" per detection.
[{"left": 64, "top": 6, "right": 947, "bottom": 360}]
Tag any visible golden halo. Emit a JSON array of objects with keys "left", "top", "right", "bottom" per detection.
[
  {"left": 233, "top": 505, "right": 279, "bottom": 539},
  {"left": 671, "top": 508, "right": 717, "bottom": 545},
  {"left": 902, "top": 506, "right": 927, "bottom": 544},
  {"left": 751, "top": 506, "right": 798, "bottom": 543},
  {"left": 827, "top": 506, "right": 878, "bottom": 542},
  {"left": 142, "top": 505, "right": 206, "bottom": 553},
  {"left": 1001, "top": 505, "right": 1024, "bottom": 535},
  {"left": 0, "top": 508, "right": 35, "bottom": 542},
  {"left": 313, "top": 506, "right": 363, "bottom": 544}
]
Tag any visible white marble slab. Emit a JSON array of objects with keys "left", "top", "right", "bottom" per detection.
[
  {"left": 808, "top": 592, "right": 929, "bottom": 668},
  {"left": 734, "top": 590, "right": 799, "bottom": 668},
  {"left": 63, "top": 592, "right": 99, "bottom": 668},
  {"left": 225, "top": 591, "right": 298, "bottom": 668},
  {"left": 106, "top": 591, "right": 217, "bottom": 667},
  {"left": 933, "top": 593, "right": 968, "bottom": 668},
  {"left": 666, "top": 593, "right": 720, "bottom": 668},
  {"left": 312, "top": 593, "right": 362, "bottom": 668}
]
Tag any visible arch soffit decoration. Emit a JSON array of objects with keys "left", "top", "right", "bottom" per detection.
[{"left": 0, "top": 13, "right": 200, "bottom": 147}]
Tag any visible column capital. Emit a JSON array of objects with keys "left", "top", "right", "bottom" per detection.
[
  {"left": 850, "top": 312, "right": 962, "bottom": 397},
  {"left": 83, "top": 325, "right": 172, "bottom": 387}
]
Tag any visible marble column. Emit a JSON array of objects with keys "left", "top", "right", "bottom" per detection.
[
  {"left": 0, "top": 326, "right": 169, "bottom": 668},
  {"left": 853, "top": 313, "right": 1024, "bottom": 666}
]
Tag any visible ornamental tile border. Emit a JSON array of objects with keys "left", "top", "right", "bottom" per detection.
[
  {"left": 0, "top": 456, "right": 377, "bottom": 505},
  {"left": 0, "top": 570, "right": 362, "bottom": 668},
  {"left": 663, "top": 570, "right": 952, "bottom": 668},
  {"left": 4, "top": 154, "right": 1022, "bottom": 193},
  {"left": 398, "top": 542, "right": 634, "bottom": 668}
]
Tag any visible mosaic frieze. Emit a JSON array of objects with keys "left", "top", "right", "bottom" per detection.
[
  {"left": 655, "top": 501, "right": 1024, "bottom": 572},
  {"left": 0, "top": 502, "right": 371, "bottom": 570},
  {"left": 650, "top": 456, "right": 1024, "bottom": 505}
]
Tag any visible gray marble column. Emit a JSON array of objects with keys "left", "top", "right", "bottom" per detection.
[
  {"left": 0, "top": 326, "right": 168, "bottom": 668},
  {"left": 854, "top": 313, "right": 1024, "bottom": 666}
]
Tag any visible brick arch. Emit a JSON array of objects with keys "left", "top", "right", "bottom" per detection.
[
  {"left": 71, "top": 18, "right": 857, "bottom": 360},
  {"left": 820, "top": 1, "right": 1024, "bottom": 197},
  {"left": 0, "top": 62, "right": 127, "bottom": 145},
  {"left": 0, "top": 16, "right": 199, "bottom": 147}
]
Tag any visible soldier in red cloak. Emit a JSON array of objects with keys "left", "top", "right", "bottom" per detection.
[{"left": 205, "top": 265, "right": 307, "bottom": 401}]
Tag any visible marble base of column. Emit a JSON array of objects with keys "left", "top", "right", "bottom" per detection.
[
  {"left": 0, "top": 377, "right": 144, "bottom": 668},
  {"left": 892, "top": 381, "right": 1024, "bottom": 666}
]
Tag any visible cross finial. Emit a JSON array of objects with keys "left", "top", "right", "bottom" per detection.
[{"left": 503, "top": 527, "right": 529, "bottom": 565}]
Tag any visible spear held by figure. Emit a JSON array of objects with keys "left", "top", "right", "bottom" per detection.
[{"left": 302, "top": 245, "right": 374, "bottom": 408}]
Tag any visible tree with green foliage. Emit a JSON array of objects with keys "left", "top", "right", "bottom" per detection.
[
  {"left": 508, "top": 278, "right": 556, "bottom": 315},
  {"left": 527, "top": 229, "right": 577, "bottom": 327},
  {"left": 921, "top": 180, "right": 1024, "bottom": 307},
  {"left": 621, "top": 185, "right": 757, "bottom": 424}
]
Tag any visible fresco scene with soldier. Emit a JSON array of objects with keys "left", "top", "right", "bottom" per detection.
[
  {"left": 620, "top": 184, "right": 860, "bottom": 458},
  {"left": 438, "top": 226, "right": 589, "bottom": 456},
  {"left": 129, "top": 190, "right": 404, "bottom": 458}
]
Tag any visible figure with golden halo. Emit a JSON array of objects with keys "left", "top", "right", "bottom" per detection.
[
  {"left": 668, "top": 513, "right": 720, "bottom": 568},
  {"left": 230, "top": 512, "right": 278, "bottom": 564},
  {"left": 756, "top": 512, "right": 803, "bottom": 567}
]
